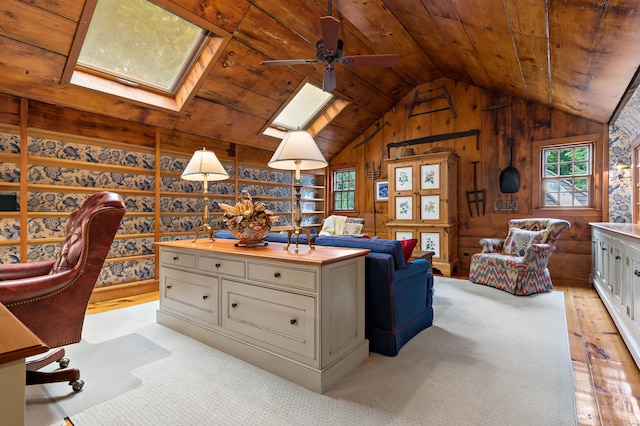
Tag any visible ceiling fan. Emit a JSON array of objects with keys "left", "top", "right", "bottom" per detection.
[{"left": 260, "top": 1, "right": 400, "bottom": 92}]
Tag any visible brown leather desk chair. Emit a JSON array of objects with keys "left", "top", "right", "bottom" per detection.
[{"left": 0, "top": 191, "right": 125, "bottom": 391}]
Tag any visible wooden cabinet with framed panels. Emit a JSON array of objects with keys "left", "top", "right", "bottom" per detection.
[{"left": 386, "top": 151, "right": 459, "bottom": 276}]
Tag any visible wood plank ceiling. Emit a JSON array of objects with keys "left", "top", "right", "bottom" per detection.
[{"left": 1, "top": 0, "right": 639, "bottom": 159}]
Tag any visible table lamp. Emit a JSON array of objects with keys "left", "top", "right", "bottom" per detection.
[
  {"left": 181, "top": 147, "right": 229, "bottom": 242},
  {"left": 268, "top": 130, "right": 328, "bottom": 252}
]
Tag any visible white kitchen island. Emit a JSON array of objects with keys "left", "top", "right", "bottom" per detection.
[{"left": 156, "top": 238, "right": 370, "bottom": 393}]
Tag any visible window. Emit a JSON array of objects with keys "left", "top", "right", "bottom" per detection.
[
  {"left": 531, "top": 134, "right": 602, "bottom": 211},
  {"left": 333, "top": 168, "right": 356, "bottom": 211},
  {"left": 77, "top": 0, "right": 209, "bottom": 94},
  {"left": 63, "top": 0, "right": 230, "bottom": 112},
  {"left": 541, "top": 143, "right": 591, "bottom": 207},
  {"left": 263, "top": 81, "right": 348, "bottom": 139}
]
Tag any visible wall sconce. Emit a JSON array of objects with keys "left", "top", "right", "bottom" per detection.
[{"left": 613, "top": 160, "right": 631, "bottom": 181}]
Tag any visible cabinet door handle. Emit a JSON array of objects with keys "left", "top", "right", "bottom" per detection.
[
  {"left": 202, "top": 295, "right": 209, "bottom": 300},
  {"left": 166, "top": 285, "right": 172, "bottom": 289},
  {"left": 290, "top": 319, "right": 297, "bottom": 325},
  {"left": 274, "top": 272, "right": 281, "bottom": 278},
  {"left": 616, "top": 255, "right": 621, "bottom": 260},
  {"left": 215, "top": 263, "right": 221, "bottom": 268},
  {"left": 635, "top": 270, "right": 640, "bottom": 277},
  {"left": 602, "top": 247, "right": 607, "bottom": 251},
  {"left": 173, "top": 256, "right": 179, "bottom": 261},
  {"left": 231, "top": 302, "right": 238, "bottom": 308}
]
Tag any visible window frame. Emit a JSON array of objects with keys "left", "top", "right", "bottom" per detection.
[
  {"left": 61, "top": 0, "right": 231, "bottom": 112},
  {"left": 330, "top": 166, "right": 357, "bottom": 213},
  {"left": 531, "top": 134, "right": 603, "bottom": 213},
  {"left": 262, "top": 79, "right": 349, "bottom": 140}
]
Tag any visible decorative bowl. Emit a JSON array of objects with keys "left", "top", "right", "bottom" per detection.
[
  {"left": 226, "top": 220, "right": 271, "bottom": 246},
  {"left": 219, "top": 191, "right": 275, "bottom": 247}
]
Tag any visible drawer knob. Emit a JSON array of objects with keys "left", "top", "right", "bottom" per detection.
[
  {"left": 616, "top": 255, "right": 621, "bottom": 260},
  {"left": 602, "top": 247, "right": 607, "bottom": 251},
  {"left": 231, "top": 302, "right": 238, "bottom": 308},
  {"left": 202, "top": 295, "right": 209, "bottom": 300},
  {"left": 173, "top": 256, "right": 179, "bottom": 261},
  {"left": 215, "top": 263, "right": 221, "bottom": 268},
  {"left": 290, "top": 319, "right": 297, "bottom": 325},
  {"left": 166, "top": 285, "right": 172, "bottom": 289},
  {"left": 635, "top": 270, "right": 640, "bottom": 277},
  {"left": 274, "top": 272, "right": 281, "bottom": 278}
]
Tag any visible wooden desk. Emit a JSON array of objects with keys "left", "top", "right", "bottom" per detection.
[
  {"left": 0, "top": 303, "right": 47, "bottom": 426},
  {"left": 156, "top": 239, "right": 370, "bottom": 393}
]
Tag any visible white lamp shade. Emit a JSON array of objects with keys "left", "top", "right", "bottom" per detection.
[
  {"left": 268, "top": 131, "right": 328, "bottom": 171},
  {"left": 181, "top": 148, "right": 229, "bottom": 181}
]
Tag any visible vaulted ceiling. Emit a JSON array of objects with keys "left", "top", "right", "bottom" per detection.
[{"left": 1, "top": 0, "right": 639, "bottom": 160}]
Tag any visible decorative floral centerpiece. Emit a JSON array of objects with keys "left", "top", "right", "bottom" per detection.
[{"left": 218, "top": 191, "right": 276, "bottom": 246}]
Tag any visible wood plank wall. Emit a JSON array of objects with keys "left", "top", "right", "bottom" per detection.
[
  {"left": 330, "top": 78, "right": 606, "bottom": 287},
  {"left": 0, "top": 75, "right": 607, "bottom": 289}
]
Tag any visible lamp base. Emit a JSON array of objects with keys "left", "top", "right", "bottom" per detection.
[
  {"left": 284, "top": 227, "right": 314, "bottom": 253},
  {"left": 193, "top": 224, "right": 214, "bottom": 243}
]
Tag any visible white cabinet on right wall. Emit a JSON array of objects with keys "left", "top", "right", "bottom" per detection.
[{"left": 591, "top": 223, "right": 640, "bottom": 368}]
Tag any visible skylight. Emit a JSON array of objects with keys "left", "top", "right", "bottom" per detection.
[
  {"left": 64, "top": 0, "right": 231, "bottom": 112},
  {"left": 267, "top": 83, "right": 335, "bottom": 136},
  {"left": 77, "top": 0, "right": 208, "bottom": 94}
]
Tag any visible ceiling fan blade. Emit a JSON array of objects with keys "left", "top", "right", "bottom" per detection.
[
  {"left": 261, "top": 59, "right": 318, "bottom": 66},
  {"left": 341, "top": 54, "right": 401, "bottom": 67},
  {"left": 320, "top": 16, "right": 340, "bottom": 52},
  {"left": 323, "top": 65, "right": 336, "bottom": 92}
]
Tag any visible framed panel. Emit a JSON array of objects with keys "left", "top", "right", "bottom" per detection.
[
  {"left": 375, "top": 181, "right": 389, "bottom": 201},
  {"left": 394, "top": 167, "right": 413, "bottom": 191},
  {"left": 420, "top": 232, "right": 440, "bottom": 258},
  {"left": 395, "top": 196, "right": 413, "bottom": 220},
  {"left": 395, "top": 231, "right": 413, "bottom": 240},
  {"left": 421, "top": 195, "right": 439, "bottom": 220},
  {"left": 420, "top": 164, "right": 440, "bottom": 189}
]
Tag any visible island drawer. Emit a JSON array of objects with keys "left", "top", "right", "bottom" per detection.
[
  {"left": 221, "top": 279, "right": 315, "bottom": 360},
  {"left": 160, "top": 249, "right": 196, "bottom": 269},
  {"left": 161, "top": 267, "right": 219, "bottom": 327},
  {"left": 247, "top": 261, "right": 317, "bottom": 291},
  {"left": 198, "top": 254, "right": 246, "bottom": 278}
]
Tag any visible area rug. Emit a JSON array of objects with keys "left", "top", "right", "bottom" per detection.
[
  {"left": 28, "top": 277, "right": 577, "bottom": 425},
  {"left": 25, "top": 332, "right": 170, "bottom": 426}
]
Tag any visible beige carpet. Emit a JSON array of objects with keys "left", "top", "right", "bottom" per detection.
[{"left": 29, "top": 276, "right": 577, "bottom": 425}]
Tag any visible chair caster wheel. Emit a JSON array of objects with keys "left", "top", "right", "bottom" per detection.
[
  {"left": 70, "top": 379, "right": 84, "bottom": 392},
  {"left": 58, "top": 357, "right": 70, "bottom": 368}
]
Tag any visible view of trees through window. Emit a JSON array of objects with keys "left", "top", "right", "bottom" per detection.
[
  {"left": 333, "top": 169, "right": 356, "bottom": 211},
  {"left": 542, "top": 144, "right": 591, "bottom": 207},
  {"left": 78, "top": 0, "right": 208, "bottom": 93}
]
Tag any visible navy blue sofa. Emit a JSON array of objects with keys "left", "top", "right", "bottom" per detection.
[
  {"left": 213, "top": 231, "right": 434, "bottom": 356},
  {"left": 316, "top": 236, "right": 433, "bottom": 356}
]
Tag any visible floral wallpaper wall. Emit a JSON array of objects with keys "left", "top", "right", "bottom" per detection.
[
  {"left": 609, "top": 86, "right": 640, "bottom": 222},
  {"left": 0, "top": 128, "right": 310, "bottom": 289},
  {"left": 0, "top": 131, "right": 242, "bottom": 288}
]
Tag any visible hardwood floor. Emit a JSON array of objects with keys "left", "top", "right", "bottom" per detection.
[
  {"left": 558, "top": 285, "right": 640, "bottom": 425},
  {"left": 84, "top": 284, "right": 640, "bottom": 425}
]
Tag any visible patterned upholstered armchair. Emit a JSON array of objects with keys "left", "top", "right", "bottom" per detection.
[{"left": 468, "top": 218, "right": 571, "bottom": 295}]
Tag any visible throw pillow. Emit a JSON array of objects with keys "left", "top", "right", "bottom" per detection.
[
  {"left": 343, "top": 222, "right": 363, "bottom": 235},
  {"left": 503, "top": 228, "right": 549, "bottom": 256},
  {"left": 400, "top": 238, "right": 418, "bottom": 262}
]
